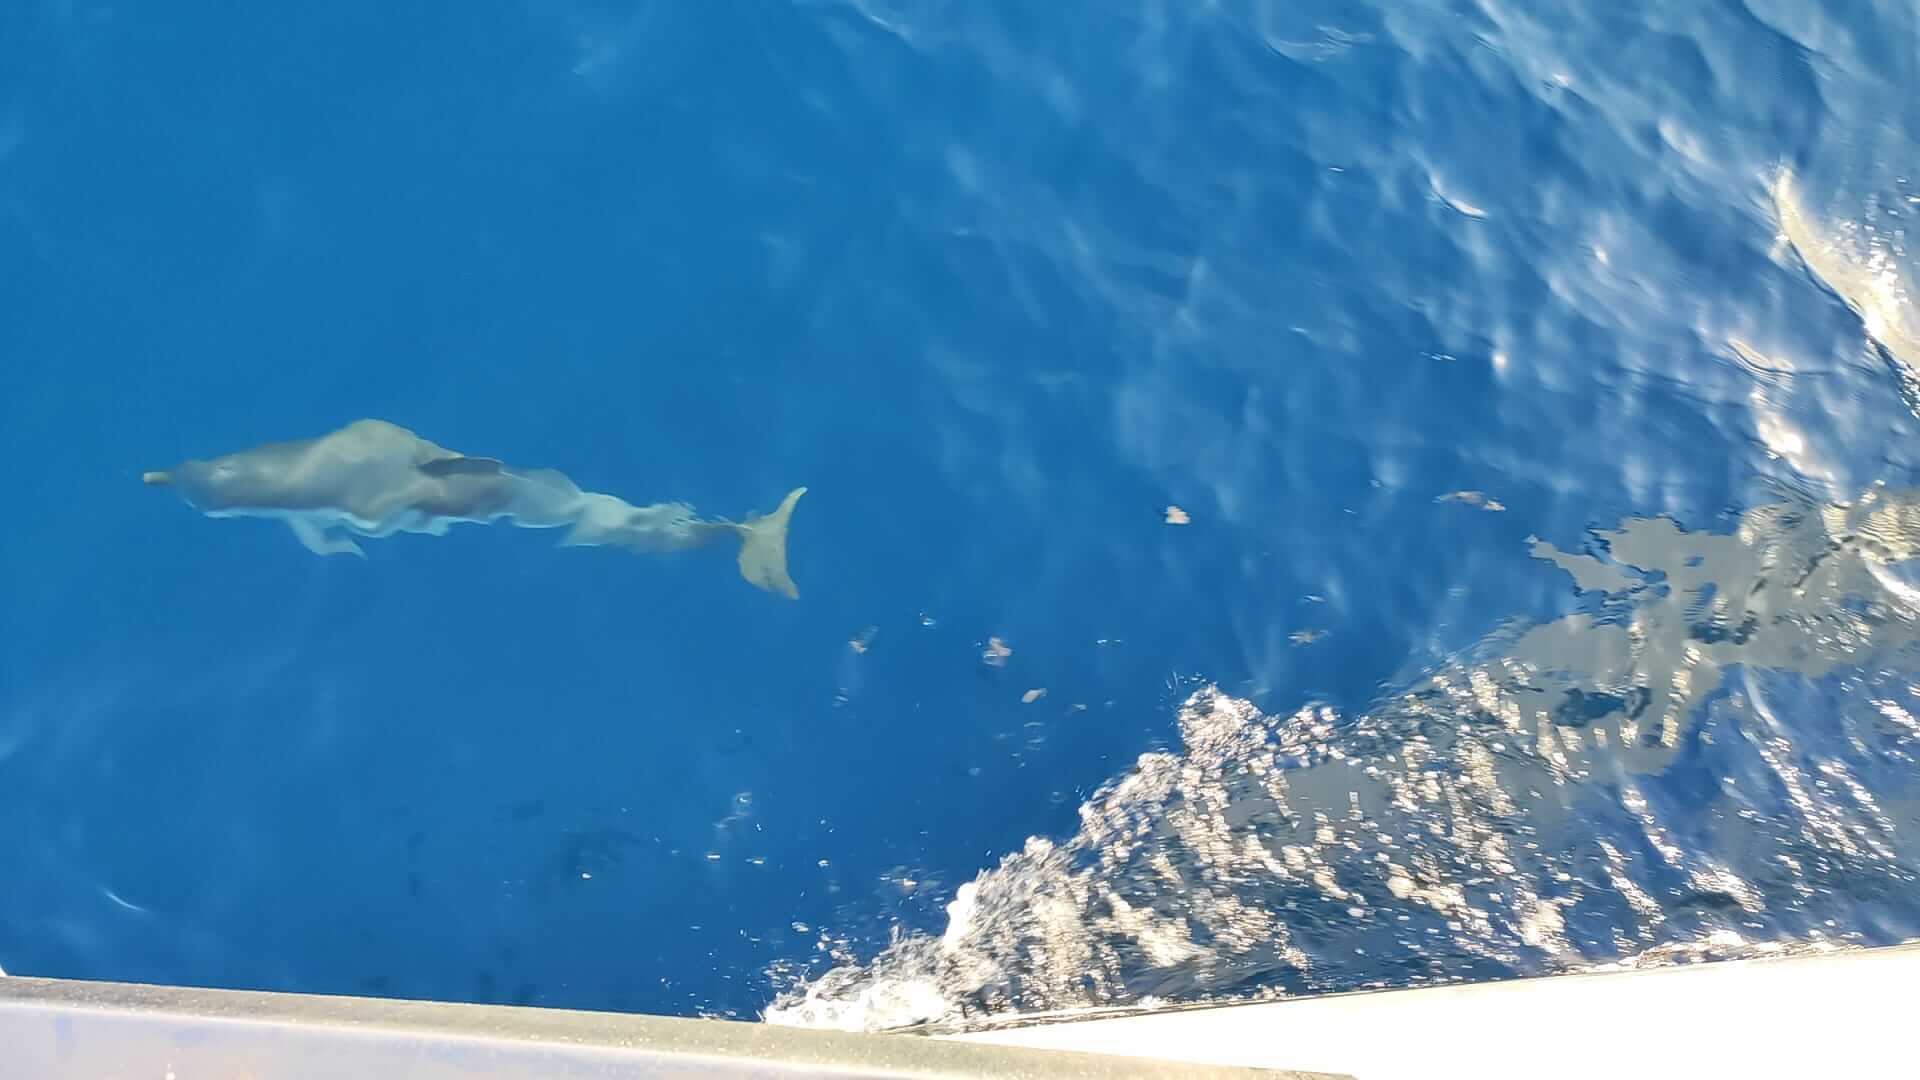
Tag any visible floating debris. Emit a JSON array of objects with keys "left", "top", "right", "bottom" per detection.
[
  {"left": 1164, "top": 505, "right": 1191, "bottom": 525},
  {"left": 982, "top": 637, "right": 1013, "bottom": 667},
  {"left": 1290, "top": 629, "right": 1329, "bottom": 646},
  {"left": 847, "top": 625, "right": 878, "bottom": 654},
  {"left": 1436, "top": 490, "right": 1506, "bottom": 512},
  {"left": 1021, "top": 688, "right": 1048, "bottom": 704}
]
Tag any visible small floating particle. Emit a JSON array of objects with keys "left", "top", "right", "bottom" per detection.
[
  {"left": 1021, "top": 688, "right": 1047, "bottom": 704},
  {"left": 1727, "top": 337, "right": 1793, "bottom": 375},
  {"left": 848, "top": 625, "right": 878, "bottom": 654},
  {"left": 982, "top": 637, "right": 1012, "bottom": 666},
  {"left": 1436, "top": 490, "right": 1506, "bottom": 512},
  {"left": 1290, "top": 629, "right": 1328, "bottom": 646},
  {"left": 1164, "top": 505, "right": 1191, "bottom": 525},
  {"left": 1440, "top": 193, "right": 1487, "bottom": 219}
]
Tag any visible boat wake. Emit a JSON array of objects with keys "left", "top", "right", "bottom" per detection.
[{"left": 768, "top": 488, "right": 1920, "bottom": 1031}]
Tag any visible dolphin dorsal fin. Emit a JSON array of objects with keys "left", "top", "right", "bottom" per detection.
[{"left": 419, "top": 456, "right": 507, "bottom": 478}]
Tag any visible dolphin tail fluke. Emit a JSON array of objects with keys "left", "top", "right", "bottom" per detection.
[{"left": 735, "top": 487, "right": 806, "bottom": 599}]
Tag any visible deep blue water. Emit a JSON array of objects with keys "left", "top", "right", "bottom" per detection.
[{"left": 4, "top": 0, "right": 1920, "bottom": 1027}]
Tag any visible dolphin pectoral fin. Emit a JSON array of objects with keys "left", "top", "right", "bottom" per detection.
[
  {"left": 288, "top": 518, "right": 365, "bottom": 559},
  {"left": 735, "top": 487, "right": 806, "bottom": 599}
]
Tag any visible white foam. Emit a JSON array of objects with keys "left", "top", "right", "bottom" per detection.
[
  {"left": 940, "top": 882, "right": 980, "bottom": 952},
  {"left": 762, "top": 974, "right": 951, "bottom": 1032}
]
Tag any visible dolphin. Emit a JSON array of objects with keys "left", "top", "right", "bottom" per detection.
[{"left": 142, "top": 419, "right": 807, "bottom": 598}]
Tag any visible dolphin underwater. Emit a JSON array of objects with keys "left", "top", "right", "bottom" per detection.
[{"left": 142, "top": 419, "right": 807, "bottom": 598}]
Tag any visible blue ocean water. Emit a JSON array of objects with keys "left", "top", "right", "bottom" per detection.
[{"left": 3, "top": 0, "right": 1919, "bottom": 1028}]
